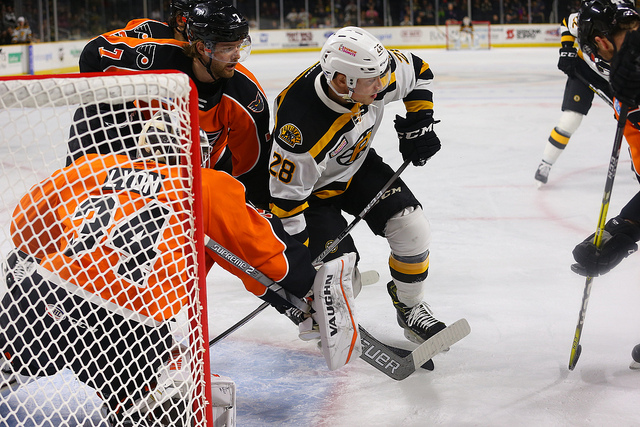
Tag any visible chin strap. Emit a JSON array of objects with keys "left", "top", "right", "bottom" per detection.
[
  {"left": 327, "top": 78, "right": 356, "bottom": 103},
  {"left": 198, "top": 57, "right": 218, "bottom": 81}
]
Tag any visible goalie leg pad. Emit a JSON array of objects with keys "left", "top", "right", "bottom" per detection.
[
  {"left": 312, "top": 252, "right": 361, "bottom": 370},
  {"left": 211, "top": 374, "right": 236, "bottom": 427}
]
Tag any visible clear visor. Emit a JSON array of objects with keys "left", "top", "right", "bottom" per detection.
[
  {"left": 204, "top": 36, "right": 252, "bottom": 64},
  {"left": 351, "top": 61, "right": 391, "bottom": 95}
]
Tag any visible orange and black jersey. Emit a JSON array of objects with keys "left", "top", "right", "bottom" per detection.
[
  {"left": 11, "top": 154, "right": 315, "bottom": 324},
  {"left": 78, "top": 29, "right": 272, "bottom": 207}
]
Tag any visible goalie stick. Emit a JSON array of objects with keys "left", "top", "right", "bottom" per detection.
[
  {"left": 205, "top": 235, "right": 470, "bottom": 380},
  {"left": 359, "top": 319, "right": 470, "bottom": 381}
]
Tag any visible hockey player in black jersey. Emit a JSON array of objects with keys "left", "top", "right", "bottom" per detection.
[
  {"left": 570, "top": 0, "right": 640, "bottom": 368},
  {"left": 269, "top": 26, "right": 452, "bottom": 345},
  {"left": 535, "top": 11, "right": 613, "bottom": 186}
]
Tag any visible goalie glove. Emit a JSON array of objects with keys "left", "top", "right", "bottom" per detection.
[
  {"left": 571, "top": 216, "right": 640, "bottom": 277},
  {"left": 610, "top": 30, "right": 640, "bottom": 107},
  {"left": 557, "top": 42, "right": 578, "bottom": 77},
  {"left": 395, "top": 113, "right": 441, "bottom": 166}
]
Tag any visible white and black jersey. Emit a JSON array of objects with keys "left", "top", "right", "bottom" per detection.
[
  {"left": 565, "top": 12, "right": 610, "bottom": 80},
  {"left": 269, "top": 49, "right": 435, "bottom": 233}
]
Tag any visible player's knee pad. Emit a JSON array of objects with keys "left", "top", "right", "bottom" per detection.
[
  {"left": 556, "top": 110, "right": 584, "bottom": 136},
  {"left": 384, "top": 206, "right": 430, "bottom": 256},
  {"left": 385, "top": 206, "right": 431, "bottom": 284}
]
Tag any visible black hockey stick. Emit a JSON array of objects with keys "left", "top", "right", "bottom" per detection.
[
  {"left": 568, "top": 103, "right": 629, "bottom": 370},
  {"left": 574, "top": 72, "right": 613, "bottom": 108},
  {"left": 312, "top": 158, "right": 411, "bottom": 267},
  {"left": 209, "top": 158, "right": 412, "bottom": 345},
  {"left": 205, "top": 234, "right": 470, "bottom": 379}
]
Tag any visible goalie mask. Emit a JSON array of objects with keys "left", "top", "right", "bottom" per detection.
[
  {"left": 577, "top": 0, "right": 640, "bottom": 62},
  {"left": 320, "top": 26, "right": 391, "bottom": 102},
  {"left": 187, "top": 0, "right": 251, "bottom": 64},
  {"left": 137, "top": 111, "right": 183, "bottom": 165}
]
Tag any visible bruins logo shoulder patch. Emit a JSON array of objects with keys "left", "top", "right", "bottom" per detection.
[{"left": 278, "top": 123, "right": 302, "bottom": 148}]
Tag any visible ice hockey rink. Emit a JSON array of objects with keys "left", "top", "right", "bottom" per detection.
[{"left": 4, "top": 46, "right": 640, "bottom": 426}]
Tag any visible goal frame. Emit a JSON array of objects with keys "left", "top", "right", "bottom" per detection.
[
  {"left": 0, "top": 70, "right": 213, "bottom": 426},
  {"left": 445, "top": 20, "right": 492, "bottom": 50}
]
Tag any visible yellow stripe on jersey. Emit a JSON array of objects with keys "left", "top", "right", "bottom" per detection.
[
  {"left": 309, "top": 104, "right": 361, "bottom": 159},
  {"left": 419, "top": 61, "right": 431, "bottom": 76},
  {"left": 403, "top": 99, "right": 434, "bottom": 113},
  {"left": 270, "top": 201, "right": 309, "bottom": 219},
  {"left": 561, "top": 34, "right": 575, "bottom": 43},
  {"left": 313, "top": 176, "right": 353, "bottom": 199},
  {"left": 388, "top": 254, "right": 430, "bottom": 275}
]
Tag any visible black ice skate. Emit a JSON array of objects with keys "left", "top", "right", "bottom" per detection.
[{"left": 387, "top": 281, "right": 446, "bottom": 344}]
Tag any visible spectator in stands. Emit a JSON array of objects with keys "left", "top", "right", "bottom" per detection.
[
  {"left": 297, "top": 7, "right": 310, "bottom": 27},
  {"left": 0, "top": 26, "right": 13, "bottom": 45},
  {"left": 444, "top": 2, "right": 461, "bottom": 23},
  {"left": 344, "top": 0, "right": 358, "bottom": 26},
  {"left": 286, "top": 7, "right": 299, "bottom": 28},
  {"left": 2, "top": 5, "right": 16, "bottom": 30},
  {"left": 531, "top": 1, "right": 546, "bottom": 23},
  {"left": 363, "top": 2, "right": 380, "bottom": 26},
  {"left": 12, "top": 17, "right": 31, "bottom": 44}
]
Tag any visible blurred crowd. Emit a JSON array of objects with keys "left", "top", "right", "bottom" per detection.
[
  {"left": 0, "top": 0, "right": 587, "bottom": 44},
  {"left": 1, "top": 5, "right": 32, "bottom": 44}
]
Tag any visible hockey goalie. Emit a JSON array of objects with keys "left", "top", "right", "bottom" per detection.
[{"left": 0, "top": 111, "right": 241, "bottom": 426}]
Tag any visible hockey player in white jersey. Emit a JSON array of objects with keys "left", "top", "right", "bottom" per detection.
[
  {"left": 535, "top": 10, "right": 613, "bottom": 186},
  {"left": 269, "top": 26, "right": 450, "bottom": 344}
]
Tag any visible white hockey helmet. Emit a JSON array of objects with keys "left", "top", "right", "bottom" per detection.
[{"left": 320, "top": 27, "right": 391, "bottom": 100}]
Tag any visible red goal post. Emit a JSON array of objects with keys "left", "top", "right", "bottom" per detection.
[
  {"left": 0, "top": 71, "right": 215, "bottom": 426},
  {"left": 445, "top": 20, "right": 491, "bottom": 50}
]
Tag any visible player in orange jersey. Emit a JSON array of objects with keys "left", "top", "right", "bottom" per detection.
[
  {"left": 0, "top": 112, "right": 316, "bottom": 425},
  {"left": 72, "top": 0, "right": 271, "bottom": 208}
]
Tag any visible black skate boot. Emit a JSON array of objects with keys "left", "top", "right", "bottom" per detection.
[{"left": 387, "top": 281, "right": 446, "bottom": 344}]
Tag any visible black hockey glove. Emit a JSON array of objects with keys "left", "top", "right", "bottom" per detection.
[
  {"left": 571, "top": 216, "right": 640, "bottom": 277},
  {"left": 557, "top": 42, "right": 578, "bottom": 77},
  {"left": 395, "top": 113, "right": 441, "bottom": 166},
  {"left": 610, "top": 30, "right": 640, "bottom": 107}
]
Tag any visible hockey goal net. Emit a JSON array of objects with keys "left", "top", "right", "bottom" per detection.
[
  {"left": 445, "top": 20, "right": 491, "bottom": 50},
  {"left": 0, "top": 72, "right": 217, "bottom": 426}
]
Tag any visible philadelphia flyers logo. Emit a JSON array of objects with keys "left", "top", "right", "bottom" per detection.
[
  {"left": 135, "top": 44, "right": 156, "bottom": 69},
  {"left": 248, "top": 92, "right": 265, "bottom": 113}
]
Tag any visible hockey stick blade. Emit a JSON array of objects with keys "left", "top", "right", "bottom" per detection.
[{"left": 358, "top": 319, "right": 470, "bottom": 381}]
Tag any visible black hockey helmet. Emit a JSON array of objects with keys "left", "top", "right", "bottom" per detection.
[
  {"left": 186, "top": 0, "right": 249, "bottom": 43},
  {"left": 169, "top": 0, "right": 197, "bottom": 28},
  {"left": 578, "top": 0, "right": 639, "bottom": 59}
]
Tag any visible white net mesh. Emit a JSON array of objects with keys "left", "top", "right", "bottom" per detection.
[{"left": 0, "top": 72, "right": 210, "bottom": 426}]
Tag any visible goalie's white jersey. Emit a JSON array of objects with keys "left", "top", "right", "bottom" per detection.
[{"left": 269, "top": 49, "right": 435, "bottom": 219}]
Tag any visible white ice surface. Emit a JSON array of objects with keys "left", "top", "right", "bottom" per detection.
[
  {"left": 4, "top": 47, "right": 640, "bottom": 426},
  {"left": 208, "top": 47, "right": 640, "bottom": 427}
]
